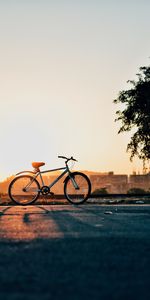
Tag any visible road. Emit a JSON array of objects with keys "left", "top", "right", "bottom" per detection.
[{"left": 0, "top": 204, "right": 150, "bottom": 300}]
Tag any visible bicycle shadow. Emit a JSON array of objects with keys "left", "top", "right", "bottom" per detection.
[
  {"left": 0, "top": 205, "right": 65, "bottom": 241},
  {"left": 23, "top": 206, "right": 50, "bottom": 223},
  {"left": 0, "top": 206, "right": 13, "bottom": 215}
]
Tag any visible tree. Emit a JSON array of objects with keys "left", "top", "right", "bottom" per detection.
[
  {"left": 114, "top": 65, "right": 150, "bottom": 169},
  {"left": 127, "top": 188, "right": 147, "bottom": 194},
  {"left": 92, "top": 188, "right": 108, "bottom": 195}
]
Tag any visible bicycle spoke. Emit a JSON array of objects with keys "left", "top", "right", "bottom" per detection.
[
  {"left": 9, "top": 175, "right": 40, "bottom": 205},
  {"left": 64, "top": 172, "right": 91, "bottom": 204}
]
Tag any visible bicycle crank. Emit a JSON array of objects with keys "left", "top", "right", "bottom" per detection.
[
  {"left": 40, "top": 186, "right": 55, "bottom": 197},
  {"left": 40, "top": 186, "right": 50, "bottom": 195}
]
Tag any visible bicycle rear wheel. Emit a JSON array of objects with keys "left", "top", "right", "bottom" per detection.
[
  {"left": 64, "top": 172, "right": 91, "bottom": 204},
  {"left": 9, "top": 175, "right": 40, "bottom": 205}
]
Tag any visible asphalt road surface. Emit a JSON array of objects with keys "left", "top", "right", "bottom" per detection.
[{"left": 0, "top": 204, "right": 150, "bottom": 300}]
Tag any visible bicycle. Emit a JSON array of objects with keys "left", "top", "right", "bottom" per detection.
[{"left": 8, "top": 156, "right": 91, "bottom": 205}]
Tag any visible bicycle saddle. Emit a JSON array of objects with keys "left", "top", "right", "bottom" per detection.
[{"left": 32, "top": 162, "right": 45, "bottom": 168}]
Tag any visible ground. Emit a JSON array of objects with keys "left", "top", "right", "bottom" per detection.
[{"left": 0, "top": 204, "right": 150, "bottom": 300}]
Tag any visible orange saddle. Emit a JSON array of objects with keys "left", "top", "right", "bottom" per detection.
[{"left": 32, "top": 162, "right": 45, "bottom": 169}]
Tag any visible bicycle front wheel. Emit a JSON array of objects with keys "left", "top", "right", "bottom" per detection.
[
  {"left": 64, "top": 172, "right": 91, "bottom": 204},
  {"left": 9, "top": 175, "right": 40, "bottom": 205}
]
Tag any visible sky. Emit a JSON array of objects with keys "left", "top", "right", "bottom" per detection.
[{"left": 0, "top": 0, "right": 150, "bottom": 180}]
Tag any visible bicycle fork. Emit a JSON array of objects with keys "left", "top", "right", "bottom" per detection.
[{"left": 69, "top": 174, "right": 79, "bottom": 190}]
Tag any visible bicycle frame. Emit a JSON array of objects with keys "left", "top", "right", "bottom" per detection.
[
  {"left": 16, "top": 164, "right": 76, "bottom": 191},
  {"left": 37, "top": 166, "right": 69, "bottom": 189}
]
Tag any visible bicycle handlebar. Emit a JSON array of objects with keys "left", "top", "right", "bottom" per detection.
[{"left": 58, "top": 156, "right": 77, "bottom": 162}]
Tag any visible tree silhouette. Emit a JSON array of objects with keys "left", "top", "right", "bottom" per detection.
[
  {"left": 92, "top": 188, "right": 108, "bottom": 195},
  {"left": 114, "top": 65, "right": 150, "bottom": 168},
  {"left": 127, "top": 188, "right": 147, "bottom": 194}
]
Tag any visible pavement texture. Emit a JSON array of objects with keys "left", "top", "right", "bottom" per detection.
[{"left": 0, "top": 204, "right": 150, "bottom": 300}]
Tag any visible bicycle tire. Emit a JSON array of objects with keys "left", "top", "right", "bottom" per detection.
[
  {"left": 8, "top": 175, "right": 40, "bottom": 205},
  {"left": 64, "top": 172, "right": 91, "bottom": 204}
]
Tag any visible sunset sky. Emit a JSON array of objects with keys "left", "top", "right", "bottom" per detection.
[{"left": 0, "top": 0, "right": 150, "bottom": 180}]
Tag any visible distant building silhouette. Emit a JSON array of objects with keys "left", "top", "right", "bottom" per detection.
[
  {"left": 90, "top": 172, "right": 150, "bottom": 194},
  {"left": 129, "top": 173, "right": 150, "bottom": 192},
  {"left": 90, "top": 172, "right": 128, "bottom": 193}
]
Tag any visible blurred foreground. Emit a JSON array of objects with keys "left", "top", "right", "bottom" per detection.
[{"left": 0, "top": 205, "right": 150, "bottom": 300}]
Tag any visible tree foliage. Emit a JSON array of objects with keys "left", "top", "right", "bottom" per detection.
[
  {"left": 114, "top": 65, "right": 150, "bottom": 164},
  {"left": 92, "top": 188, "right": 108, "bottom": 195},
  {"left": 127, "top": 188, "right": 147, "bottom": 194}
]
